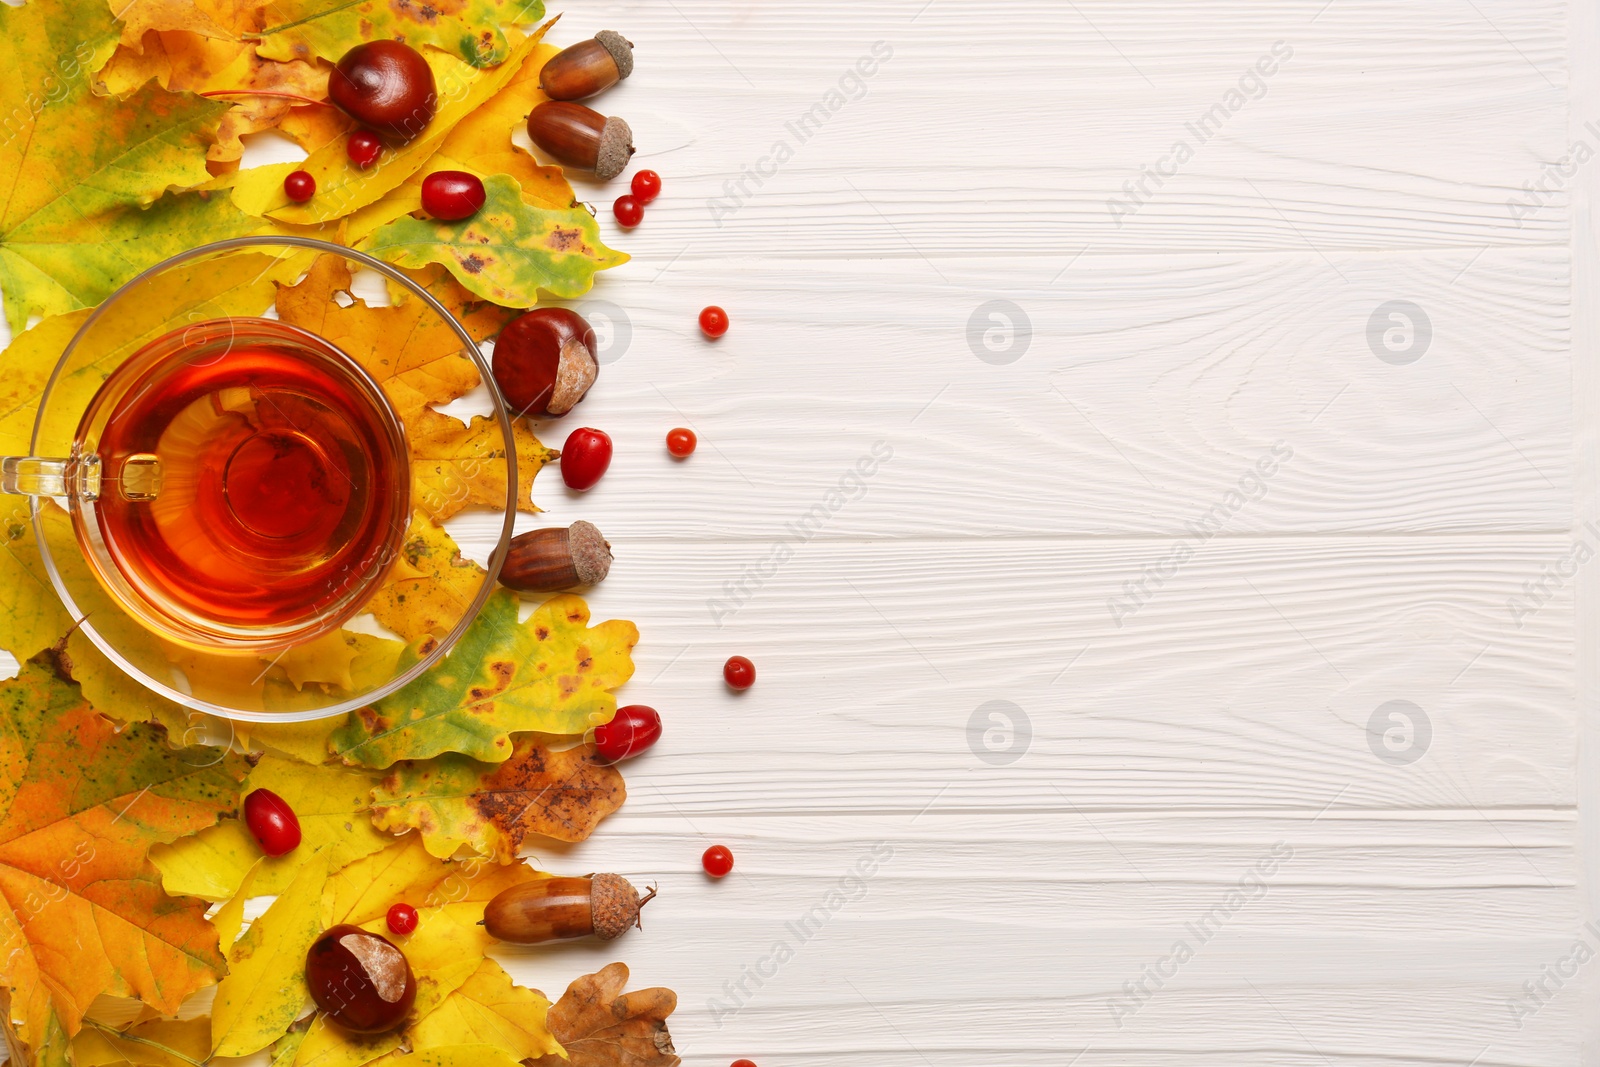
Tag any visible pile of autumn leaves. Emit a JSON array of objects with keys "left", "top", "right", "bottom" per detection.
[{"left": 0, "top": 1, "right": 671, "bottom": 1065}]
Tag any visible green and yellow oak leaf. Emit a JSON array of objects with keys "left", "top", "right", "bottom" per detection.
[
  {"left": 371, "top": 737, "right": 624, "bottom": 862},
  {"left": 330, "top": 589, "right": 636, "bottom": 767},
  {"left": 526, "top": 963, "right": 681, "bottom": 1067},
  {"left": 0, "top": 1, "right": 248, "bottom": 331},
  {"left": 408, "top": 958, "right": 561, "bottom": 1059},
  {"left": 210, "top": 850, "right": 329, "bottom": 1057},
  {"left": 367, "top": 512, "right": 489, "bottom": 643},
  {"left": 152, "top": 755, "right": 389, "bottom": 901},
  {"left": 71, "top": 1016, "right": 212, "bottom": 1067},
  {"left": 274, "top": 254, "right": 554, "bottom": 522},
  {"left": 233, "top": 29, "right": 545, "bottom": 226},
  {"left": 97, "top": 25, "right": 331, "bottom": 164},
  {"left": 253, "top": 0, "right": 547, "bottom": 69},
  {"left": 362, "top": 173, "right": 627, "bottom": 307},
  {"left": 0, "top": 657, "right": 248, "bottom": 1052}
]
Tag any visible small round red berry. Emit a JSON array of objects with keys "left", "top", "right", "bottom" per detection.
[
  {"left": 283, "top": 170, "right": 316, "bottom": 202},
  {"left": 702, "top": 844, "right": 734, "bottom": 878},
  {"left": 593, "top": 705, "right": 662, "bottom": 763},
  {"left": 666, "top": 428, "right": 696, "bottom": 457},
  {"left": 723, "top": 655, "right": 755, "bottom": 691},
  {"left": 420, "top": 170, "right": 486, "bottom": 221},
  {"left": 699, "top": 306, "right": 729, "bottom": 338},
  {"left": 631, "top": 169, "right": 662, "bottom": 203},
  {"left": 386, "top": 902, "right": 418, "bottom": 935},
  {"left": 731, "top": 1061, "right": 758, "bottom": 1067},
  {"left": 560, "top": 427, "right": 613, "bottom": 491},
  {"left": 613, "top": 193, "right": 643, "bottom": 228},
  {"left": 347, "top": 129, "right": 383, "bottom": 169},
  {"left": 243, "top": 788, "right": 301, "bottom": 856}
]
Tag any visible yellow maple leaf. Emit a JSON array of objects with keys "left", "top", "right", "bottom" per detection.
[
  {"left": 210, "top": 851, "right": 329, "bottom": 1057},
  {"left": 407, "top": 958, "right": 561, "bottom": 1059},
  {"left": 152, "top": 755, "right": 390, "bottom": 902}
]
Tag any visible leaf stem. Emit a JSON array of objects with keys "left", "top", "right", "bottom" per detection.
[
  {"left": 200, "top": 90, "right": 333, "bottom": 107},
  {"left": 82, "top": 1019, "right": 210, "bottom": 1067}
]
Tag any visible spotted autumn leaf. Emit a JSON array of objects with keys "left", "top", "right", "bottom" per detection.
[
  {"left": 363, "top": 173, "right": 627, "bottom": 306},
  {"left": 372, "top": 737, "right": 625, "bottom": 862},
  {"left": 253, "top": 0, "right": 546, "bottom": 69},
  {"left": 330, "top": 589, "right": 637, "bottom": 767},
  {"left": 367, "top": 512, "right": 489, "bottom": 643},
  {"left": 0, "top": 656, "right": 248, "bottom": 1058},
  {"left": 527, "top": 963, "right": 681, "bottom": 1067}
]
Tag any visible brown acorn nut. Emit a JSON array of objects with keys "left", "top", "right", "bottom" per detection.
[
  {"left": 482, "top": 873, "right": 655, "bottom": 943},
  {"left": 492, "top": 307, "right": 599, "bottom": 417},
  {"left": 540, "top": 30, "right": 634, "bottom": 101},
  {"left": 500, "top": 520, "right": 612, "bottom": 593},
  {"left": 527, "top": 101, "right": 634, "bottom": 180}
]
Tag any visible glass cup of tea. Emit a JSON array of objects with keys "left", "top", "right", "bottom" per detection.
[{"left": 0, "top": 237, "right": 517, "bottom": 722}]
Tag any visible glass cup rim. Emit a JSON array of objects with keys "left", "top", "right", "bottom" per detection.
[{"left": 29, "top": 235, "right": 517, "bottom": 724}]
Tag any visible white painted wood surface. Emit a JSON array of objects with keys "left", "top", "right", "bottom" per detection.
[{"left": 4, "top": 0, "right": 1596, "bottom": 1063}]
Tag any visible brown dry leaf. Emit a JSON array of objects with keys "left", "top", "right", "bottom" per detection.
[
  {"left": 97, "top": 27, "right": 330, "bottom": 162},
  {"left": 370, "top": 737, "right": 625, "bottom": 862},
  {"left": 527, "top": 964, "right": 680, "bottom": 1067}
]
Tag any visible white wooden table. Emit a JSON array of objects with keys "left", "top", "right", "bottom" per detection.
[{"left": 6, "top": 0, "right": 1595, "bottom": 1063}]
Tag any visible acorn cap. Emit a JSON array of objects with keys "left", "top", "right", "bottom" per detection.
[
  {"left": 595, "top": 116, "right": 634, "bottom": 181},
  {"left": 568, "top": 521, "right": 612, "bottom": 586},
  {"left": 595, "top": 31, "right": 634, "bottom": 80},
  {"left": 590, "top": 872, "right": 641, "bottom": 941}
]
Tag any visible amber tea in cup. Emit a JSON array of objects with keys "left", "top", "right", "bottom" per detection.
[{"left": 75, "top": 317, "right": 410, "bottom": 650}]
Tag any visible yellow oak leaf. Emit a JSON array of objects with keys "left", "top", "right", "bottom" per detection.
[
  {"left": 97, "top": 27, "right": 331, "bottom": 163},
  {"left": 233, "top": 30, "right": 545, "bottom": 227},
  {"left": 330, "top": 589, "right": 637, "bottom": 767},
  {"left": 153, "top": 755, "right": 390, "bottom": 901},
  {"left": 367, "top": 512, "right": 488, "bottom": 643},
  {"left": 411, "top": 409, "right": 554, "bottom": 521},
  {"left": 396, "top": 263, "right": 522, "bottom": 344},
  {"left": 0, "top": 1, "right": 242, "bottom": 331},
  {"left": 407, "top": 958, "right": 561, "bottom": 1059},
  {"left": 371, "top": 737, "right": 625, "bottom": 862},
  {"left": 0, "top": 657, "right": 249, "bottom": 1050},
  {"left": 527, "top": 964, "right": 681, "bottom": 1067},
  {"left": 71, "top": 1016, "right": 212, "bottom": 1067},
  {"left": 104, "top": 0, "right": 258, "bottom": 48},
  {"left": 368, "top": 1046, "right": 523, "bottom": 1067},
  {"left": 253, "top": 0, "right": 546, "bottom": 69},
  {"left": 210, "top": 850, "right": 329, "bottom": 1057}
]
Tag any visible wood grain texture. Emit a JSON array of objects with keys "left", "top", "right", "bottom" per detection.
[{"left": 0, "top": 0, "right": 1589, "bottom": 1065}]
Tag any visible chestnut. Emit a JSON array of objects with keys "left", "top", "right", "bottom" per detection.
[
  {"left": 491, "top": 307, "right": 599, "bottom": 417},
  {"left": 329, "top": 41, "right": 437, "bottom": 139},
  {"left": 304, "top": 924, "right": 416, "bottom": 1034}
]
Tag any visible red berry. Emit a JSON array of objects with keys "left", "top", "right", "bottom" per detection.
[
  {"left": 631, "top": 169, "right": 662, "bottom": 203},
  {"left": 243, "top": 788, "right": 302, "bottom": 856},
  {"left": 283, "top": 170, "right": 316, "bottom": 202},
  {"left": 699, "top": 306, "right": 729, "bottom": 338},
  {"left": 723, "top": 655, "right": 755, "bottom": 691},
  {"left": 731, "top": 1061, "right": 758, "bottom": 1067},
  {"left": 420, "top": 170, "right": 486, "bottom": 221},
  {"left": 665, "top": 428, "right": 696, "bottom": 457},
  {"left": 613, "top": 194, "right": 644, "bottom": 228},
  {"left": 593, "top": 705, "right": 662, "bottom": 763},
  {"left": 347, "top": 129, "right": 383, "bottom": 168},
  {"left": 560, "top": 427, "right": 612, "bottom": 491},
  {"left": 702, "top": 844, "right": 734, "bottom": 878},
  {"left": 386, "top": 902, "right": 419, "bottom": 935}
]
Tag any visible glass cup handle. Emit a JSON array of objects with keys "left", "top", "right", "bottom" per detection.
[{"left": 0, "top": 455, "right": 161, "bottom": 502}]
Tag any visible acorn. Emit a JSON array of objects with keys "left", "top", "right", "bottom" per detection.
[
  {"left": 527, "top": 101, "right": 634, "bottom": 180},
  {"left": 499, "top": 521, "right": 612, "bottom": 593},
  {"left": 482, "top": 873, "right": 654, "bottom": 943},
  {"left": 492, "top": 307, "right": 598, "bottom": 417},
  {"left": 540, "top": 30, "right": 634, "bottom": 101}
]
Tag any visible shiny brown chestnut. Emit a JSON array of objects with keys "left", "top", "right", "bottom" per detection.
[
  {"left": 491, "top": 307, "right": 599, "bottom": 417},
  {"left": 329, "top": 41, "right": 437, "bottom": 138},
  {"left": 305, "top": 924, "right": 417, "bottom": 1034}
]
